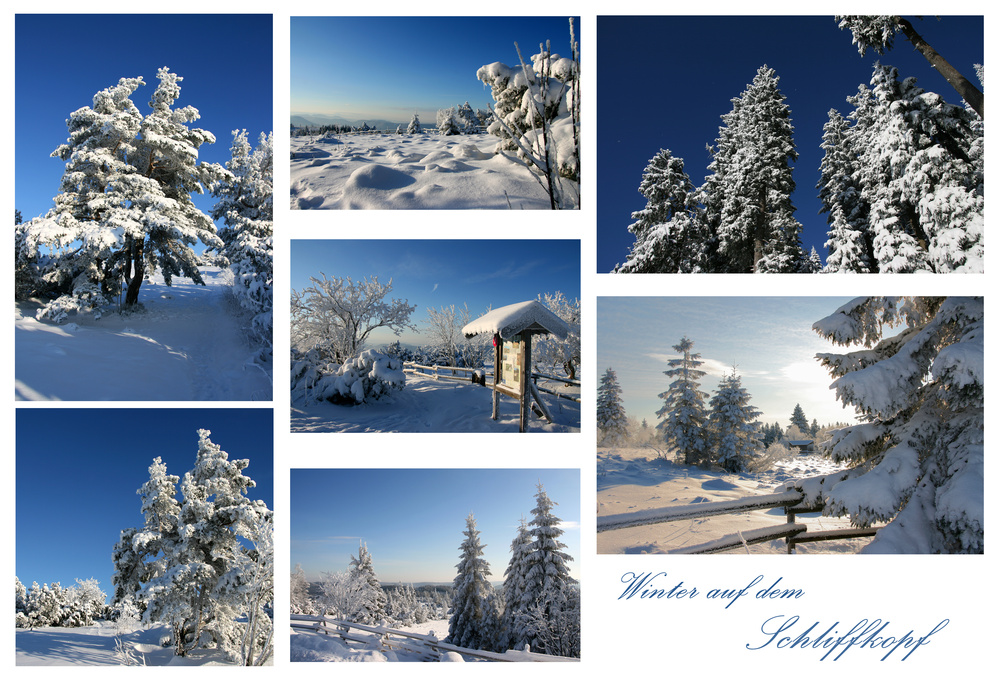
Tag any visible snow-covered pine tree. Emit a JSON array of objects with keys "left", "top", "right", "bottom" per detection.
[
  {"left": 456, "top": 101, "right": 479, "bottom": 134},
  {"left": 520, "top": 483, "right": 577, "bottom": 656},
  {"left": 656, "top": 336, "right": 709, "bottom": 465},
  {"left": 22, "top": 69, "right": 229, "bottom": 321},
  {"left": 801, "top": 297, "right": 983, "bottom": 553},
  {"left": 818, "top": 108, "right": 874, "bottom": 272},
  {"left": 406, "top": 112, "right": 421, "bottom": 134},
  {"left": 597, "top": 367, "right": 629, "bottom": 446},
  {"left": 706, "top": 369, "right": 764, "bottom": 473},
  {"left": 614, "top": 148, "right": 709, "bottom": 273},
  {"left": 706, "top": 65, "right": 805, "bottom": 273},
  {"left": 210, "top": 129, "right": 274, "bottom": 358},
  {"left": 346, "top": 542, "right": 387, "bottom": 625},
  {"left": 499, "top": 517, "right": 533, "bottom": 651},
  {"left": 290, "top": 564, "right": 316, "bottom": 615},
  {"left": 789, "top": 403, "right": 809, "bottom": 432},
  {"left": 436, "top": 107, "right": 460, "bottom": 135},
  {"left": 446, "top": 513, "right": 500, "bottom": 651}
]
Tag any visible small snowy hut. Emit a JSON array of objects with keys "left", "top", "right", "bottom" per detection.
[{"left": 462, "top": 300, "right": 569, "bottom": 431}]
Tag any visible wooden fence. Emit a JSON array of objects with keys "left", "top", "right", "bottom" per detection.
[
  {"left": 598, "top": 489, "right": 879, "bottom": 554},
  {"left": 290, "top": 615, "right": 578, "bottom": 662},
  {"left": 403, "top": 361, "right": 581, "bottom": 402}
]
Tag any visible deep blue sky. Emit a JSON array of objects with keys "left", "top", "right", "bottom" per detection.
[
  {"left": 291, "top": 468, "right": 580, "bottom": 583},
  {"left": 291, "top": 239, "right": 580, "bottom": 347},
  {"left": 16, "top": 408, "right": 273, "bottom": 598},
  {"left": 15, "top": 14, "right": 273, "bottom": 225},
  {"left": 596, "top": 15, "right": 984, "bottom": 272},
  {"left": 291, "top": 16, "right": 579, "bottom": 125}
]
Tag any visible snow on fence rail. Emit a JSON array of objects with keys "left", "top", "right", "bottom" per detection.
[
  {"left": 598, "top": 489, "right": 879, "bottom": 554},
  {"left": 403, "top": 362, "right": 581, "bottom": 401},
  {"left": 290, "top": 615, "right": 578, "bottom": 662}
]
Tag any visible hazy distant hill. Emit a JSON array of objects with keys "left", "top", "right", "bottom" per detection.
[{"left": 291, "top": 113, "right": 402, "bottom": 131}]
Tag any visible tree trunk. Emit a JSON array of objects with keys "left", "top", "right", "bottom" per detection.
[
  {"left": 897, "top": 17, "right": 984, "bottom": 118},
  {"left": 123, "top": 236, "right": 145, "bottom": 307}
]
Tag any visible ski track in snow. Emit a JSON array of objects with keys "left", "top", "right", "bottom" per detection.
[
  {"left": 597, "top": 447, "right": 871, "bottom": 554},
  {"left": 15, "top": 268, "right": 272, "bottom": 401},
  {"left": 290, "top": 132, "right": 571, "bottom": 210}
]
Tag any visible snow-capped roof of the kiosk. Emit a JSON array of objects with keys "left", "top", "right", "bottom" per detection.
[{"left": 462, "top": 300, "right": 569, "bottom": 340}]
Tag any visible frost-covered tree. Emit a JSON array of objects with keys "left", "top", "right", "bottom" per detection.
[
  {"left": 614, "top": 148, "right": 709, "bottom": 273},
  {"left": 125, "top": 430, "right": 272, "bottom": 657},
  {"left": 597, "top": 367, "right": 629, "bottom": 446},
  {"left": 818, "top": 108, "right": 874, "bottom": 272},
  {"left": 532, "top": 291, "right": 581, "bottom": 379},
  {"left": 19, "top": 68, "right": 228, "bottom": 321},
  {"left": 706, "top": 369, "right": 764, "bottom": 473},
  {"left": 706, "top": 65, "right": 805, "bottom": 272},
  {"left": 656, "top": 336, "right": 709, "bottom": 465},
  {"left": 291, "top": 274, "right": 417, "bottom": 364},
  {"left": 835, "top": 16, "right": 983, "bottom": 119},
  {"left": 406, "top": 112, "right": 421, "bottom": 134},
  {"left": 798, "top": 297, "right": 983, "bottom": 553},
  {"left": 447, "top": 513, "right": 500, "bottom": 651},
  {"left": 456, "top": 101, "right": 479, "bottom": 134},
  {"left": 210, "top": 129, "right": 274, "bottom": 358},
  {"left": 789, "top": 403, "right": 809, "bottom": 431},
  {"left": 346, "top": 542, "right": 387, "bottom": 625},
  {"left": 436, "top": 107, "right": 460, "bottom": 135},
  {"left": 477, "top": 18, "right": 580, "bottom": 209},
  {"left": 518, "top": 483, "right": 577, "bottom": 656},
  {"left": 290, "top": 564, "right": 316, "bottom": 615},
  {"left": 499, "top": 517, "right": 533, "bottom": 650}
]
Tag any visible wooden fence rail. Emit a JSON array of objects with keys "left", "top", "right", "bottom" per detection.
[
  {"left": 290, "top": 615, "right": 578, "bottom": 662},
  {"left": 598, "top": 489, "right": 879, "bottom": 554},
  {"left": 403, "top": 362, "right": 581, "bottom": 402}
]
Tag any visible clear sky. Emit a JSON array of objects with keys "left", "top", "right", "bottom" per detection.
[
  {"left": 291, "top": 239, "right": 580, "bottom": 347},
  {"left": 596, "top": 15, "right": 984, "bottom": 272},
  {"left": 290, "top": 468, "right": 580, "bottom": 584},
  {"left": 291, "top": 15, "right": 578, "bottom": 126},
  {"left": 597, "top": 297, "right": 893, "bottom": 430},
  {"left": 16, "top": 408, "right": 274, "bottom": 598},
  {"left": 14, "top": 14, "right": 273, "bottom": 226}
]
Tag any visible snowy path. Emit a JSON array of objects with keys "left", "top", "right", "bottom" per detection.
[
  {"left": 15, "top": 268, "right": 271, "bottom": 401},
  {"left": 292, "top": 373, "right": 580, "bottom": 433},
  {"left": 597, "top": 448, "right": 871, "bottom": 554},
  {"left": 290, "top": 133, "right": 569, "bottom": 209}
]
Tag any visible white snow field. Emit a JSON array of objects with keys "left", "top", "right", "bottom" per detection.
[
  {"left": 290, "top": 132, "right": 577, "bottom": 209},
  {"left": 290, "top": 618, "right": 451, "bottom": 662},
  {"left": 15, "top": 267, "right": 272, "bottom": 401},
  {"left": 15, "top": 621, "right": 267, "bottom": 666},
  {"left": 292, "top": 372, "right": 580, "bottom": 433},
  {"left": 597, "top": 447, "right": 872, "bottom": 554}
]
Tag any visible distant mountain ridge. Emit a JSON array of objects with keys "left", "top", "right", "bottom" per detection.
[{"left": 291, "top": 113, "right": 403, "bottom": 131}]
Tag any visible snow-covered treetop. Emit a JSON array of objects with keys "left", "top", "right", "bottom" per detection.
[{"left": 462, "top": 300, "right": 569, "bottom": 340}]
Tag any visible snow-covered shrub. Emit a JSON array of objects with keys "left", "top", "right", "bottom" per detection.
[
  {"left": 305, "top": 350, "right": 406, "bottom": 405},
  {"left": 793, "top": 297, "right": 983, "bottom": 553},
  {"left": 14, "top": 578, "right": 108, "bottom": 628},
  {"left": 746, "top": 441, "right": 795, "bottom": 474}
]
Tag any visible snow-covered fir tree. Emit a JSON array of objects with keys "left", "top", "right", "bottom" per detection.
[
  {"left": 210, "top": 129, "right": 274, "bottom": 359},
  {"left": 113, "top": 430, "right": 272, "bottom": 658},
  {"left": 518, "top": 483, "right": 578, "bottom": 656},
  {"left": 789, "top": 403, "right": 809, "bottom": 432},
  {"left": 446, "top": 513, "right": 500, "bottom": 651},
  {"left": 456, "top": 101, "right": 479, "bottom": 134},
  {"left": 436, "top": 107, "right": 460, "bottom": 135},
  {"left": 708, "top": 65, "right": 805, "bottom": 272},
  {"left": 614, "top": 148, "right": 709, "bottom": 273},
  {"left": 818, "top": 108, "right": 874, "bottom": 272},
  {"left": 18, "top": 68, "right": 228, "bottom": 321},
  {"left": 706, "top": 369, "right": 764, "bottom": 473},
  {"left": 799, "top": 297, "right": 983, "bottom": 553},
  {"left": 406, "top": 112, "right": 421, "bottom": 134},
  {"left": 656, "top": 336, "right": 710, "bottom": 465},
  {"left": 290, "top": 564, "right": 316, "bottom": 615},
  {"left": 346, "top": 542, "right": 387, "bottom": 625},
  {"left": 499, "top": 517, "right": 533, "bottom": 650},
  {"left": 597, "top": 367, "right": 629, "bottom": 446}
]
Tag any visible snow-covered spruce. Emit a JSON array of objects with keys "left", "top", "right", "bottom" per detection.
[
  {"left": 210, "top": 129, "right": 274, "bottom": 360},
  {"left": 796, "top": 297, "right": 983, "bottom": 553},
  {"left": 17, "top": 68, "right": 228, "bottom": 321},
  {"left": 346, "top": 542, "right": 388, "bottom": 625},
  {"left": 597, "top": 367, "right": 629, "bottom": 446},
  {"left": 446, "top": 514, "right": 501, "bottom": 652},
  {"left": 15, "top": 577, "right": 109, "bottom": 629},
  {"left": 112, "top": 430, "right": 273, "bottom": 661},
  {"left": 705, "top": 369, "right": 764, "bottom": 473},
  {"left": 656, "top": 336, "right": 710, "bottom": 465}
]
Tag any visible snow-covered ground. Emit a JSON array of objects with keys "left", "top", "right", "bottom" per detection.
[
  {"left": 15, "top": 621, "right": 265, "bottom": 666},
  {"left": 292, "top": 372, "right": 580, "bottom": 432},
  {"left": 290, "top": 132, "right": 575, "bottom": 209},
  {"left": 15, "top": 267, "right": 272, "bottom": 401},
  {"left": 597, "top": 447, "right": 872, "bottom": 554},
  {"left": 290, "top": 618, "right": 451, "bottom": 663}
]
